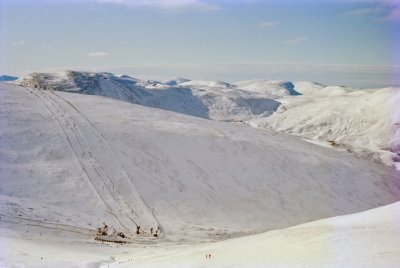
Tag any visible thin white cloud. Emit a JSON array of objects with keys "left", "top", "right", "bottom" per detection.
[
  {"left": 345, "top": 7, "right": 381, "bottom": 16},
  {"left": 11, "top": 40, "right": 26, "bottom": 46},
  {"left": 96, "top": 0, "right": 218, "bottom": 11},
  {"left": 381, "top": 7, "right": 400, "bottom": 21},
  {"left": 343, "top": 0, "right": 400, "bottom": 21},
  {"left": 260, "top": 21, "right": 279, "bottom": 28},
  {"left": 285, "top": 36, "right": 308, "bottom": 45},
  {"left": 378, "top": 0, "right": 400, "bottom": 21},
  {"left": 87, "top": 51, "right": 109, "bottom": 57},
  {"left": 380, "top": 0, "right": 400, "bottom": 5}
]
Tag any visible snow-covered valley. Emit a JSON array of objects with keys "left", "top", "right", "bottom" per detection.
[{"left": 1, "top": 72, "right": 400, "bottom": 267}]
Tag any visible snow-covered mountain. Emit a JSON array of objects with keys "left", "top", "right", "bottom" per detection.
[
  {"left": 13, "top": 71, "right": 399, "bottom": 169},
  {"left": 2, "top": 82, "right": 400, "bottom": 236},
  {"left": 14, "top": 71, "right": 280, "bottom": 121},
  {"left": 3, "top": 70, "right": 400, "bottom": 267},
  {"left": 249, "top": 83, "right": 400, "bottom": 168},
  {"left": 234, "top": 79, "right": 301, "bottom": 96},
  {"left": 1, "top": 81, "right": 400, "bottom": 267}
]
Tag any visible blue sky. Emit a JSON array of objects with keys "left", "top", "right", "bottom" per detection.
[{"left": 1, "top": 0, "right": 399, "bottom": 87}]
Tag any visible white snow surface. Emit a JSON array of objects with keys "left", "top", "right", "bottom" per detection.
[
  {"left": 3, "top": 194, "right": 400, "bottom": 267},
  {"left": 1, "top": 81, "right": 400, "bottom": 266},
  {"left": 14, "top": 71, "right": 280, "bottom": 121},
  {"left": 14, "top": 71, "right": 399, "bottom": 168},
  {"left": 249, "top": 84, "right": 400, "bottom": 168},
  {"left": 3, "top": 72, "right": 400, "bottom": 266},
  {"left": 104, "top": 201, "right": 400, "bottom": 268},
  {"left": 234, "top": 79, "right": 301, "bottom": 97}
]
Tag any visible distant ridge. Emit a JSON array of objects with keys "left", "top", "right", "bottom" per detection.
[{"left": 14, "top": 71, "right": 281, "bottom": 121}]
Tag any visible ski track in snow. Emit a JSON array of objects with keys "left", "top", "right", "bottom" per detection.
[
  {"left": 22, "top": 86, "right": 161, "bottom": 236},
  {"left": 0, "top": 214, "right": 96, "bottom": 236}
]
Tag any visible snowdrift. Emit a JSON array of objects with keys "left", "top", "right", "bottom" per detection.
[{"left": 1, "top": 83, "right": 400, "bottom": 241}]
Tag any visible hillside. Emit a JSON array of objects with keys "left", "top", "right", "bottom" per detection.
[
  {"left": 234, "top": 79, "right": 301, "bottom": 96},
  {"left": 106, "top": 201, "right": 400, "bottom": 268},
  {"left": 1, "top": 82, "right": 400, "bottom": 240},
  {"left": 13, "top": 71, "right": 399, "bottom": 169},
  {"left": 249, "top": 84, "right": 400, "bottom": 168},
  {"left": 14, "top": 71, "right": 280, "bottom": 122}
]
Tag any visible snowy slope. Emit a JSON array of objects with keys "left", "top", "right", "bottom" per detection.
[
  {"left": 107, "top": 201, "right": 400, "bottom": 268},
  {"left": 234, "top": 79, "right": 301, "bottom": 97},
  {"left": 15, "top": 72, "right": 398, "bottom": 169},
  {"left": 249, "top": 85, "right": 400, "bottom": 168},
  {"left": 2, "top": 81, "right": 400, "bottom": 267},
  {"left": 177, "top": 79, "right": 280, "bottom": 121},
  {"left": 1, "top": 82, "right": 400, "bottom": 241},
  {"left": 14, "top": 71, "right": 280, "bottom": 121},
  {"left": 3, "top": 197, "right": 400, "bottom": 267},
  {"left": 181, "top": 79, "right": 236, "bottom": 88}
]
